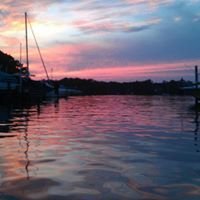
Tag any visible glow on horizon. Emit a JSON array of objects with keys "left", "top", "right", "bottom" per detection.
[
  {"left": 33, "top": 60, "right": 198, "bottom": 82},
  {"left": 1, "top": 0, "right": 200, "bottom": 81}
]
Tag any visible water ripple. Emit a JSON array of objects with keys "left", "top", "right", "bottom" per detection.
[{"left": 0, "top": 96, "right": 199, "bottom": 200}]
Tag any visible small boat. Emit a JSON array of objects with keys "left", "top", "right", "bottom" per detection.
[
  {"left": 58, "top": 85, "right": 82, "bottom": 96},
  {"left": 45, "top": 84, "right": 81, "bottom": 98}
]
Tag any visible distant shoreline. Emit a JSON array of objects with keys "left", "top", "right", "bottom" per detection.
[{"left": 58, "top": 77, "right": 193, "bottom": 95}]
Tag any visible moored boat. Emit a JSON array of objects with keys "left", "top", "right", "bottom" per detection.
[{"left": 0, "top": 12, "right": 56, "bottom": 102}]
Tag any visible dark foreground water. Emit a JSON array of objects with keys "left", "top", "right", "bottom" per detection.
[{"left": 0, "top": 96, "right": 199, "bottom": 200}]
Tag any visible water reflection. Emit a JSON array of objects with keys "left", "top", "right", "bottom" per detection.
[
  {"left": 0, "top": 105, "right": 12, "bottom": 133},
  {"left": 194, "top": 109, "right": 199, "bottom": 152},
  {"left": 0, "top": 99, "right": 62, "bottom": 200},
  {"left": 0, "top": 96, "right": 199, "bottom": 200}
]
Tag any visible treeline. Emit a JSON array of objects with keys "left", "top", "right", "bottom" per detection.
[
  {"left": 59, "top": 78, "right": 193, "bottom": 95},
  {"left": 0, "top": 50, "right": 21, "bottom": 73},
  {"left": 0, "top": 50, "right": 27, "bottom": 74}
]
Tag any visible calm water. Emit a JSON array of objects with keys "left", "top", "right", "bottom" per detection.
[{"left": 0, "top": 96, "right": 199, "bottom": 200}]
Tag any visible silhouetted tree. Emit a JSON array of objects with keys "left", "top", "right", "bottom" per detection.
[{"left": 0, "top": 50, "right": 25, "bottom": 74}]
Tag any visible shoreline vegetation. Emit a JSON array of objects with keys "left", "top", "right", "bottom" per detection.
[
  {"left": 59, "top": 77, "right": 192, "bottom": 95},
  {"left": 0, "top": 50, "right": 193, "bottom": 96}
]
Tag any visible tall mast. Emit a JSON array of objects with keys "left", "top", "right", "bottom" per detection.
[
  {"left": 25, "top": 12, "right": 29, "bottom": 75},
  {"left": 19, "top": 42, "right": 22, "bottom": 63},
  {"left": 19, "top": 42, "right": 22, "bottom": 93}
]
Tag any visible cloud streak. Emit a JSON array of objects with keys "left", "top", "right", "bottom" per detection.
[{"left": 0, "top": 0, "right": 200, "bottom": 81}]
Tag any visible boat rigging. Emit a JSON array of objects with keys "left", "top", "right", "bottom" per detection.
[{"left": 26, "top": 12, "right": 50, "bottom": 80}]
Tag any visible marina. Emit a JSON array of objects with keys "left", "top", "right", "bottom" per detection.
[
  {"left": 0, "top": 13, "right": 69, "bottom": 103},
  {"left": 1, "top": 1, "right": 200, "bottom": 199}
]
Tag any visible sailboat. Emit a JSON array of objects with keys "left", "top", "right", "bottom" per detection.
[
  {"left": 0, "top": 12, "right": 56, "bottom": 102},
  {"left": 0, "top": 12, "right": 74, "bottom": 102},
  {"left": 22, "top": 12, "right": 56, "bottom": 99},
  {"left": 25, "top": 12, "right": 81, "bottom": 98}
]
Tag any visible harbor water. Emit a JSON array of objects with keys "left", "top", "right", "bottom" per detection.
[{"left": 0, "top": 96, "right": 199, "bottom": 200}]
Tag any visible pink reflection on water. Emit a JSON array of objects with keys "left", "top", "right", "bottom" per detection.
[{"left": 0, "top": 96, "right": 199, "bottom": 200}]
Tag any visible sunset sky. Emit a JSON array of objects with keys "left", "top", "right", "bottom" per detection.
[{"left": 1, "top": 0, "right": 200, "bottom": 81}]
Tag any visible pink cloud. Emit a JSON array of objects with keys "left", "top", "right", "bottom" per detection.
[
  {"left": 72, "top": 18, "right": 161, "bottom": 34},
  {"left": 124, "top": 0, "right": 174, "bottom": 7},
  {"left": 2, "top": 38, "right": 196, "bottom": 82},
  {"left": 33, "top": 59, "right": 197, "bottom": 81},
  {"left": 63, "top": 61, "right": 195, "bottom": 81},
  {"left": 1, "top": 0, "right": 199, "bottom": 83},
  {"left": 25, "top": 42, "right": 102, "bottom": 79}
]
